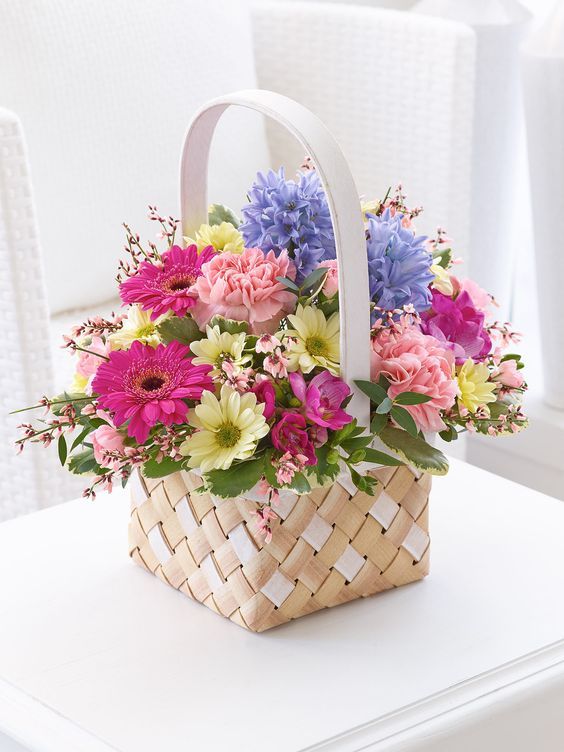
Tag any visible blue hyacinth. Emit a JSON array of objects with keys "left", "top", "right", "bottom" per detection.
[
  {"left": 366, "top": 209, "right": 434, "bottom": 318},
  {"left": 240, "top": 168, "right": 335, "bottom": 284}
]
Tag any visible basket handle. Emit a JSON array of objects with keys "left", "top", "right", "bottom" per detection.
[{"left": 180, "top": 89, "right": 371, "bottom": 427}]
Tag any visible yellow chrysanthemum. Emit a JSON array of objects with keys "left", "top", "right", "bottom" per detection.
[
  {"left": 190, "top": 325, "right": 252, "bottom": 379},
  {"left": 280, "top": 304, "right": 340, "bottom": 375},
  {"left": 186, "top": 222, "right": 244, "bottom": 254},
  {"left": 109, "top": 304, "right": 168, "bottom": 350},
  {"left": 430, "top": 263, "right": 454, "bottom": 296},
  {"left": 457, "top": 358, "right": 497, "bottom": 413},
  {"left": 180, "top": 385, "right": 269, "bottom": 472}
]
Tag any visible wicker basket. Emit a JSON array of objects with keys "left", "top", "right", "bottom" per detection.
[
  {"left": 127, "top": 90, "right": 432, "bottom": 631},
  {"left": 128, "top": 466, "right": 430, "bottom": 632}
]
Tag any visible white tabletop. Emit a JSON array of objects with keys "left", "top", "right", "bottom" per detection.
[{"left": 0, "top": 459, "right": 563, "bottom": 752}]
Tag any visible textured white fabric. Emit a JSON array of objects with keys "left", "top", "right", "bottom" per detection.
[
  {"left": 0, "top": 109, "right": 82, "bottom": 521},
  {"left": 252, "top": 2, "right": 476, "bottom": 256},
  {"left": 0, "top": 0, "right": 269, "bottom": 313}
]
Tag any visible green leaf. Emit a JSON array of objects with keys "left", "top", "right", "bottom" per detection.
[
  {"left": 376, "top": 397, "right": 393, "bottom": 414},
  {"left": 380, "top": 426, "right": 449, "bottom": 476},
  {"left": 288, "top": 472, "right": 311, "bottom": 495},
  {"left": 308, "top": 444, "right": 340, "bottom": 485},
  {"left": 142, "top": 457, "right": 186, "bottom": 479},
  {"left": 391, "top": 405, "right": 419, "bottom": 437},
  {"left": 341, "top": 435, "right": 373, "bottom": 453},
  {"left": 68, "top": 448, "right": 102, "bottom": 476},
  {"left": 500, "top": 353, "right": 522, "bottom": 363},
  {"left": 157, "top": 316, "right": 202, "bottom": 346},
  {"left": 204, "top": 457, "right": 265, "bottom": 499},
  {"left": 276, "top": 276, "right": 300, "bottom": 292},
  {"left": 355, "top": 380, "right": 388, "bottom": 404},
  {"left": 300, "top": 267, "right": 327, "bottom": 293},
  {"left": 58, "top": 435, "right": 67, "bottom": 466},
  {"left": 70, "top": 425, "right": 93, "bottom": 452},
  {"left": 432, "top": 246, "right": 453, "bottom": 269},
  {"left": 394, "top": 392, "right": 433, "bottom": 406},
  {"left": 207, "top": 203, "right": 240, "bottom": 228},
  {"left": 439, "top": 425, "right": 458, "bottom": 443},
  {"left": 208, "top": 316, "right": 249, "bottom": 335},
  {"left": 330, "top": 418, "right": 360, "bottom": 446},
  {"left": 363, "top": 447, "right": 403, "bottom": 466},
  {"left": 370, "top": 412, "right": 388, "bottom": 435}
]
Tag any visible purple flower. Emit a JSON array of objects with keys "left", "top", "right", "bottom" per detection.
[
  {"left": 289, "top": 371, "right": 353, "bottom": 430},
  {"left": 240, "top": 168, "right": 335, "bottom": 284},
  {"left": 271, "top": 412, "right": 317, "bottom": 466},
  {"left": 366, "top": 209, "right": 434, "bottom": 316},
  {"left": 420, "top": 290, "right": 492, "bottom": 364}
]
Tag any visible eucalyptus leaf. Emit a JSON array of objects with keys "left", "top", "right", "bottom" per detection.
[
  {"left": 57, "top": 435, "right": 67, "bottom": 466},
  {"left": 207, "top": 203, "right": 240, "bottom": 228},
  {"left": 355, "top": 379, "right": 388, "bottom": 405},
  {"left": 380, "top": 426, "right": 449, "bottom": 476},
  {"left": 390, "top": 406, "right": 419, "bottom": 437},
  {"left": 70, "top": 425, "right": 93, "bottom": 452},
  {"left": 394, "top": 392, "right": 433, "bottom": 406},
  {"left": 276, "top": 276, "right": 300, "bottom": 292},
  {"left": 375, "top": 397, "right": 393, "bottom": 414},
  {"left": 157, "top": 316, "right": 202, "bottom": 346},
  {"left": 370, "top": 412, "right": 388, "bottom": 435}
]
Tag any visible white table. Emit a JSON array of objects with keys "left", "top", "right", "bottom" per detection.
[{"left": 0, "top": 459, "right": 563, "bottom": 752}]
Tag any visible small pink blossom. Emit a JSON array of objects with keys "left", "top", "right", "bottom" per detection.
[
  {"left": 253, "top": 505, "right": 278, "bottom": 543},
  {"left": 317, "top": 260, "right": 339, "bottom": 297},
  {"left": 221, "top": 360, "right": 254, "bottom": 391},
  {"left": 264, "top": 348, "right": 289, "bottom": 379},
  {"left": 493, "top": 359, "right": 524, "bottom": 389},
  {"left": 255, "top": 334, "right": 281, "bottom": 354},
  {"left": 273, "top": 451, "right": 308, "bottom": 485},
  {"left": 189, "top": 247, "right": 297, "bottom": 334}
]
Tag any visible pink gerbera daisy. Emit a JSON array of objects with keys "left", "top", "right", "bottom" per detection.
[
  {"left": 119, "top": 244, "right": 216, "bottom": 320},
  {"left": 91, "top": 340, "right": 213, "bottom": 443}
]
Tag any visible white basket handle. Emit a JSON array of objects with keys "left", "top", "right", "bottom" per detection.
[{"left": 180, "top": 89, "right": 371, "bottom": 427}]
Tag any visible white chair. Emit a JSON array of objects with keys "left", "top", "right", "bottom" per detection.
[{"left": 0, "top": 1, "right": 476, "bottom": 520}]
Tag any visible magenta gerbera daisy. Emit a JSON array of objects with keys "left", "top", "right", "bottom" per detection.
[
  {"left": 119, "top": 244, "right": 216, "bottom": 320},
  {"left": 91, "top": 340, "right": 213, "bottom": 443}
]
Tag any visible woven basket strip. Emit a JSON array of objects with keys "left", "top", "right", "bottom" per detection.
[{"left": 128, "top": 465, "right": 431, "bottom": 632}]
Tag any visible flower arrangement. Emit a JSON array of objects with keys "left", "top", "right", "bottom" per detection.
[{"left": 15, "top": 174, "right": 528, "bottom": 542}]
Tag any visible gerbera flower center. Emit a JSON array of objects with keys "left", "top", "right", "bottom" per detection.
[
  {"left": 216, "top": 422, "right": 242, "bottom": 448},
  {"left": 140, "top": 374, "right": 166, "bottom": 391},
  {"left": 306, "top": 335, "right": 329, "bottom": 357},
  {"left": 165, "top": 274, "right": 196, "bottom": 292}
]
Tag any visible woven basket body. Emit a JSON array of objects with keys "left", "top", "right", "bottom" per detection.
[{"left": 128, "top": 467, "right": 431, "bottom": 632}]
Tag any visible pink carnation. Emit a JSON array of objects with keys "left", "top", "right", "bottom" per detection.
[
  {"left": 371, "top": 326, "right": 457, "bottom": 433},
  {"left": 189, "top": 248, "right": 296, "bottom": 334},
  {"left": 120, "top": 244, "right": 216, "bottom": 320},
  {"left": 317, "top": 260, "right": 339, "bottom": 297},
  {"left": 91, "top": 340, "right": 213, "bottom": 443}
]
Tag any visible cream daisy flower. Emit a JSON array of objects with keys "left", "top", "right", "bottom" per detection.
[
  {"left": 457, "top": 358, "right": 497, "bottom": 414},
  {"left": 280, "top": 304, "right": 340, "bottom": 375},
  {"left": 186, "top": 222, "right": 245, "bottom": 254},
  {"left": 109, "top": 305, "right": 167, "bottom": 350},
  {"left": 190, "top": 325, "right": 252, "bottom": 379},
  {"left": 180, "top": 385, "right": 269, "bottom": 472},
  {"left": 430, "top": 263, "right": 454, "bottom": 296}
]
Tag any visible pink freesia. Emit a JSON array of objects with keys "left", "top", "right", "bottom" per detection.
[
  {"left": 91, "top": 340, "right": 213, "bottom": 443},
  {"left": 189, "top": 247, "right": 296, "bottom": 334},
  {"left": 251, "top": 376, "right": 276, "bottom": 420},
  {"left": 289, "top": 371, "right": 352, "bottom": 430},
  {"left": 120, "top": 244, "right": 216, "bottom": 320},
  {"left": 317, "top": 260, "right": 339, "bottom": 297},
  {"left": 271, "top": 412, "right": 317, "bottom": 466},
  {"left": 371, "top": 325, "right": 458, "bottom": 433},
  {"left": 420, "top": 290, "right": 492, "bottom": 364},
  {"left": 492, "top": 359, "right": 524, "bottom": 389},
  {"left": 92, "top": 424, "right": 126, "bottom": 470},
  {"left": 76, "top": 336, "right": 111, "bottom": 379}
]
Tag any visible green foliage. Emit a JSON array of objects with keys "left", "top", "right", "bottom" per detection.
[
  {"left": 207, "top": 203, "right": 240, "bottom": 228},
  {"left": 276, "top": 276, "right": 300, "bottom": 292},
  {"left": 142, "top": 457, "right": 186, "bottom": 479},
  {"left": 58, "top": 435, "right": 67, "bottom": 466},
  {"left": 380, "top": 426, "right": 449, "bottom": 475},
  {"left": 390, "top": 405, "right": 418, "bottom": 437},
  {"left": 208, "top": 316, "right": 250, "bottom": 335},
  {"left": 157, "top": 316, "right": 202, "bottom": 346},
  {"left": 432, "top": 246, "right": 453, "bottom": 269},
  {"left": 370, "top": 412, "right": 388, "bottom": 435},
  {"left": 204, "top": 457, "right": 265, "bottom": 499},
  {"left": 439, "top": 424, "right": 458, "bottom": 443},
  {"left": 394, "top": 392, "right": 433, "bottom": 406},
  {"left": 375, "top": 397, "right": 393, "bottom": 414},
  {"left": 308, "top": 444, "right": 340, "bottom": 485},
  {"left": 355, "top": 380, "right": 388, "bottom": 404},
  {"left": 68, "top": 448, "right": 103, "bottom": 476},
  {"left": 363, "top": 447, "right": 403, "bottom": 466},
  {"left": 287, "top": 473, "right": 311, "bottom": 495}
]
